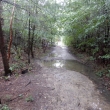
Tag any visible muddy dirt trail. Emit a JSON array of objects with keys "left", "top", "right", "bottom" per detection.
[
  {"left": 34, "top": 43, "right": 110, "bottom": 110},
  {"left": 1, "top": 43, "right": 110, "bottom": 110}
]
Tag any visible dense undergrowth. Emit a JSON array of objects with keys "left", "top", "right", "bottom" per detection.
[{"left": 60, "top": 0, "right": 110, "bottom": 78}]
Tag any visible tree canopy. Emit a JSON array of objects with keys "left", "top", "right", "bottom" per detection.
[
  {"left": 58, "top": 0, "right": 110, "bottom": 65},
  {"left": 0, "top": 0, "right": 110, "bottom": 75}
]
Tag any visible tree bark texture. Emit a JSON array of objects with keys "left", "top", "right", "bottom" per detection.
[
  {"left": 7, "top": 0, "right": 16, "bottom": 60},
  {"left": 0, "top": 1, "right": 11, "bottom": 76},
  {"left": 30, "top": 25, "right": 35, "bottom": 58},
  {"left": 28, "top": 12, "right": 31, "bottom": 63}
]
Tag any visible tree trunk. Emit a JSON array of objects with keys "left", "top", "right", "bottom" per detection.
[
  {"left": 30, "top": 25, "right": 35, "bottom": 58},
  {"left": 7, "top": 0, "right": 16, "bottom": 60},
  {"left": 0, "top": 1, "right": 11, "bottom": 76},
  {"left": 28, "top": 12, "right": 31, "bottom": 63}
]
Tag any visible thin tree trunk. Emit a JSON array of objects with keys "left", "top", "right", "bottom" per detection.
[
  {"left": 28, "top": 12, "right": 31, "bottom": 63},
  {"left": 30, "top": 25, "right": 35, "bottom": 58},
  {"left": 7, "top": 0, "right": 16, "bottom": 60},
  {"left": 0, "top": 1, "right": 11, "bottom": 76}
]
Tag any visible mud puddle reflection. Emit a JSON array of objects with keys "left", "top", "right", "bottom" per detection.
[
  {"left": 40, "top": 59, "right": 100, "bottom": 83},
  {"left": 41, "top": 59, "right": 88, "bottom": 74}
]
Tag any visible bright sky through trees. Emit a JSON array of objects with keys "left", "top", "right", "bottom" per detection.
[{"left": 56, "top": 0, "right": 64, "bottom": 4}]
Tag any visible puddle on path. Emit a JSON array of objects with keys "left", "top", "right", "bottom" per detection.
[
  {"left": 39, "top": 58, "right": 110, "bottom": 103},
  {"left": 41, "top": 59, "right": 89, "bottom": 75},
  {"left": 37, "top": 44, "right": 110, "bottom": 102},
  {"left": 40, "top": 59, "right": 101, "bottom": 85}
]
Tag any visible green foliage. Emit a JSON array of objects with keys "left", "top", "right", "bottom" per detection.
[
  {"left": 3, "top": 76, "right": 10, "bottom": 81},
  {"left": 63, "top": 36, "right": 74, "bottom": 46},
  {"left": 9, "top": 61, "right": 25, "bottom": 73},
  {"left": 92, "top": 47, "right": 99, "bottom": 56},
  {"left": 25, "top": 96, "right": 34, "bottom": 102},
  {"left": 96, "top": 66, "right": 110, "bottom": 77},
  {"left": 96, "top": 70, "right": 105, "bottom": 77},
  {"left": 99, "top": 54, "right": 110, "bottom": 59},
  {"left": 0, "top": 104, "right": 10, "bottom": 110},
  {"left": 9, "top": 64, "right": 18, "bottom": 71},
  {"left": 77, "top": 37, "right": 96, "bottom": 52},
  {"left": 60, "top": 0, "right": 110, "bottom": 65},
  {"left": 2, "top": 0, "right": 58, "bottom": 53},
  {"left": 1, "top": 0, "right": 110, "bottom": 73},
  {"left": 89, "top": 56, "right": 95, "bottom": 61}
]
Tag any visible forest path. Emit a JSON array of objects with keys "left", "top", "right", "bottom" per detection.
[
  {"left": 33, "top": 43, "right": 110, "bottom": 110},
  {"left": 34, "top": 67, "right": 110, "bottom": 110},
  {"left": 0, "top": 43, "right": 110, "bottom": 110}
]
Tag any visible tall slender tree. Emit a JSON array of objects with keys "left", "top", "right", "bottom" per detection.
[
  {"left": 7, "top": 0, "right": 16, "bottom": 60},
  {"left": 0, "top": 1, "right": 11, "bottom": 76}
]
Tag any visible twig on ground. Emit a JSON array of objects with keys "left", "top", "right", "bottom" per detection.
[{"left": 25, "top": 80, "right": 31, "bottom": 87}]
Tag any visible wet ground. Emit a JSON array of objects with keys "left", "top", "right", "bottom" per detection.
[
  {"left": 35, "top": 42, "right": 110, "bottom": 110},
  {"left": 0, "top": 42, "right": 110, "bottom": 110},
  {"left": 37, "top": 44, "right": 104, "bottom": 87}
]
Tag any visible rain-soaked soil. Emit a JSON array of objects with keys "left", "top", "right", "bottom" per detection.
[{"left": 0, "top": 42, "right": 110, "bottom": 110}]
